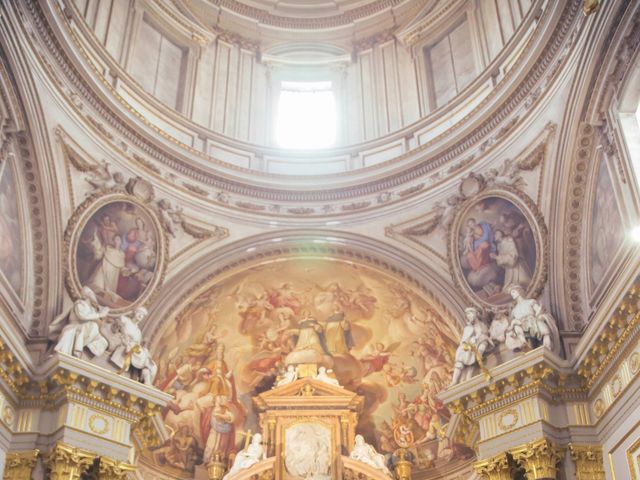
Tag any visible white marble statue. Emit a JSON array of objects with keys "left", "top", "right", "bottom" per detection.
[
  {"left": 110, "top": 307, "right": 158, "bottom": 384},
  {"left": 350, "top": 434, "right": 392, "bottom": 476},
  {"left": 489, "top": 311, "right": 510, "bottom": 344},
  {"left": 314, "top": 366, "right": 341, "bottom": 387},
  {"left": 507, "top": 286, "right": 561, "bottom": 354},
  {"left": 222, "top": 433, "right": 264, "bottom": 480},
  {"left": 275, "top": 365, "right": 298, "bottom": 387},
  {"left": 450, "top": 307, "right": 493, "bottom": 386},
  {"left": 48, "top": 286, "right": 110, "bottom": 358}
]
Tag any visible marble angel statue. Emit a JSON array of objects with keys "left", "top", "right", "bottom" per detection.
[
  {"left": 109, "top": 307, "right": 158, "bottom": 384},
  {"left": 222, "top": 433, "right": 265, "bottom": 480},
  {"left": 450, "top": 307, "right": 493, "bottom": 386},
  {"left": 349, "top": 434, "right": 392, "bottom": 476},
  {"left": 275, "top": 365, "right": 298, "bottom": 387},
  {"left": 48, "top": 286, "right": 110, "bottom": 358},
  {"left": 314, "top": 366, "right": 341, "bottom": 387}
]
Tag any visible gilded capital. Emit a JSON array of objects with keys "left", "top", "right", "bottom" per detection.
[
  {"left": 393, "top": 448, "right": 413, "bottom": 480},
  {"left": 45, "top": 443, "right": 96, "bottom": 480},
  {"left": 511, "top": 439, "right": 565, "bottom": 480},
  {"left": 207, "top": 453, "right": 227, "bottom": 480},
  {"left": 3, "top": 450, "right": 39, "bottom": 480},
  {"left": 569, "top": 444, "right": 605, "bottom": 480},
  {"left": 474, "top": 452, "right": 511, "bottom": 480},
  {"left": 98, "top": 456, "right": 136, "bottom": 480}
]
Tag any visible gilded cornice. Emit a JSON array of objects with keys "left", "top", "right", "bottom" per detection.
[
  {"left": 577, "top": 276, "right": 640, "bottom": 389},
  {"left": 440, "top": 349, "right": 581, "bottom": 419},
  {"left": 8, "top": 0, "right": 583, "bottom": 210}
]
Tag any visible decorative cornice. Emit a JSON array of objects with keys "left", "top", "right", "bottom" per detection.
[
  {"left": 209, "top": 0, "right": 410, "bottom": 30},
  {"left": 10, "top": 0, "right": 582, "bottom": 210},
  {"left": 577, "top": 276, "right": 640, "bottom": 388}
]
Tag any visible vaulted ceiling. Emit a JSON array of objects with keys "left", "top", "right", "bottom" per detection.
[{"left": 0, "top": 0, "right": 639, "bottom": 477}]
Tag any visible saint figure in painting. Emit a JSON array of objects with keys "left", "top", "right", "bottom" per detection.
[
  {"left": 462, "top": 218, "right": 500, "bottom": 290},
  {"left": 86, "top": 234, "right": 126, "bottom": 297},
  {"left": 284, "top": 310, "right": 332, "bottom": 366},
  {"left": 323, "top": 306, "right": 353, "bottom": 355},
  {"left": 490, "top": 230, "right": 531, "bottom": 291}
]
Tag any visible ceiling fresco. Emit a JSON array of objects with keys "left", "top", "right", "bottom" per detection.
[{"left": 146, "top": 258, "right": 474, "bottom": 476}]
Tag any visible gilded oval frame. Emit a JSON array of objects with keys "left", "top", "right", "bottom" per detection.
[
  {"left": 64, "top": 192, "right": 167, "bottom": 314},
  {"left": 447, "top": 187, "right": 548, "bottom": 309}
]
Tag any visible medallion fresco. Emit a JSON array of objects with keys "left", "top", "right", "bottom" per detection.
[
  {"left": 0, "top": 163, "right": 24, "bottom": 298},
  {"left": 73, "top": 199, "right": 160, "bottom": 310},
  {"left": 455, "top": 196, "right": 537, "bottom": 306},
  {"left": 149, "top": 259, "right": 470, "bottom": 475},
  {"left": 590, "top": 159, "right": 624, "bottom": 291}
]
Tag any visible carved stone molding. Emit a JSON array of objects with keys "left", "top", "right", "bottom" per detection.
[
  {"left": 569, "top": 444, "right": 605, "bottom": 480},
  {"left": 562, "top": 122, "right": 595, "bottom": 330},
  {"left": 510, "top": 439, "right": 565, "bottom": 480}
]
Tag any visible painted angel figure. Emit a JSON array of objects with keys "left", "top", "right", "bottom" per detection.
[{"left": 360, "top": 342, "right": 400, "bottom": 377}]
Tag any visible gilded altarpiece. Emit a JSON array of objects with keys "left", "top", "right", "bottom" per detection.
[{"left": 254, "top": 378, "right": 363, "bottom": 480}]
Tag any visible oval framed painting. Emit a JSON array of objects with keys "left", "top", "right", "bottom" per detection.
[
  {"left": 448, "top": 189, "right": 547, "bottom": 308},
  {"left": 66, "top": 194, "right": 167, "bottom": 312}
]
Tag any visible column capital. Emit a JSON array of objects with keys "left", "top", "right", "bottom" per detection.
[
  {"left": 45, "top": 442, "right": 96, "bottom": 480},
  {"left": 3, "top": 449, "right": 39, "bottom": 480},
  {"left": 474, "top": 452, "right": 512, "bottom": 480},
  {"left": 569, "top": 444, "right": 605, "bottom": 480},
  {"left": 98, "top": 456, "right": 136, "bottom": 480},
  {"left": 510, "top": 438, "right": 565, "bottom": 480}
]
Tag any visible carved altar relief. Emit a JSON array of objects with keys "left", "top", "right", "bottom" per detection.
[
  {"left": 254, "top": 377, "right": 363, "bottom": 480},
  {"left": 284, "top": 422, "right": 332, "bottom": 480}
]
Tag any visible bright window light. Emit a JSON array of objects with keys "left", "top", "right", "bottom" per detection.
[{"left": 275, "top": 81, "right": 337, "bottom": 149}]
